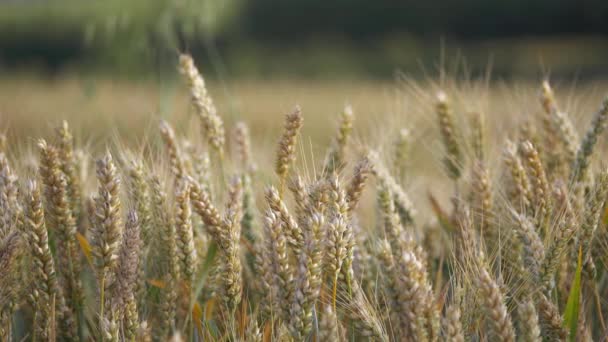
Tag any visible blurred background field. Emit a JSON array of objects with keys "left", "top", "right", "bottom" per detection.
[{"left": 1, "top": 0, "right": 608, "bottom": 142}]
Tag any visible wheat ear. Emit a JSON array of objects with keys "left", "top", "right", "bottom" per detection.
[
  {"left": 436, "top": 91, "right": 463, "bottom": 180},
  {"left": 275, "top": 106, "right": 303, "bottom": 195},
  {"left": 179, "top": 54, "right": 225, "bottom": 156},
  {"left": 324, "top": 104, "right": 354, "bottom": 174},
  {"left": 571, "top": 96, "right": 608, "bottom": 183}
]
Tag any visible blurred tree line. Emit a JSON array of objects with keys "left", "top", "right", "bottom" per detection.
[
  {"left": 243, "top": 0, "right": 608, "bottom": 39},
  {"left": 1, "top": 0, "right": 607, "bottom": 78}
]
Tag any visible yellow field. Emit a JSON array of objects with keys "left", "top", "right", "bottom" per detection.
[
  {"left": 0, "top": 76, "right": 394, "bottom": 144},
  {"left": 2, "top": 75, "right": 607, "bottom": 212}
]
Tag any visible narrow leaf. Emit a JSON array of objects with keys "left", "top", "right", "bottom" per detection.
[
  {"left": 192, "top": 302, "right": 204, "bottom": 336},
  {"left": 147, "top": 279, "right": 166, "bottom": 289},
  {"left": 563, "top": 246, "right": 583, "bottom": 341},
  {"left": 76, "top": 232, "right": 93, "bottom": 267},
  {"left": 429, "top": 191, "right": 456, "bottom": 232}
]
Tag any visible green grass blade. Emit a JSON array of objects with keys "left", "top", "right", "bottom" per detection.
[
  {"left": 563, "top": 247, "right": 583, "bottom": 342},
  {"left": 192, "top": 241, "right": 219, "bottom": 304},
  {"left": 428, "top": 192, "right": 457, "bottom": 232}
]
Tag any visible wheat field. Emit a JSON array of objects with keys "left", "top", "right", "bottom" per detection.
[{"left": 1, "top": 55, "right": 608, "bottom": 341}]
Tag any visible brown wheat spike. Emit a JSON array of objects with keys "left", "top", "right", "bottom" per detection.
[
  {"left": 576, "top": 306, "right": 593, "bottom": 342},
  {"left": 369, "top": 150, "right": 416, "bottom": 225},
  {"left": 346, "top": 156, "right": 372, "bottom": 215},
  {"left": 233, "top": 121, "right": 256, "bottom": 173},
  {"left": 0, "top": 231, "right": 23, "bottom": 340},
  {"left": 92, "top": 152, "right": 123, "bottom": 295},
  {"left": 239, "top": 171, "right": 256, "bottom": 296},
  {"left": 0, "top": 134, "right": 5, "bottom": 153},
  {"left": 289, "top": 190, "right": 326, "bottom": 340},
  {"left": 325, "top": 175, "right": 352, "bottom": 309},
  {"left": 100, "top": 311, "right": 119, "bottom": 341},
  {"left": 510, "top": 210, "right": 545, "bottom": 283},
  {"left": 240, "top": 171, "right": 256, "bottom": 258},
  {"left": 275, "top": 106, "right": 303, "bottom": 194},
  {"left": 318, "top": 304, "right": 344, "bottom": 341},
  {"left": 436, "top": 91, "right": 463, "bottom": 180},
  {"left": 86, "top": 192, "right": 96, "bottom": 227},
  {"left": 378, "top": 186, "right": 436, "bottom": 341},
  {"left": 540, "top": 80, "right": 558, "bottom": 118},
  {"left": 349, "top": 223, "right": 374, "bottom": 295},
  {"left": 150, "top": 177, "right": 179, "bottom": 280},
  {"left": 571, "top": 96, "right": 608, "bottom": 184},
  {"left": 403, "top": 250, "right": 438, "bottom": 341},
  {"left": 189, "top": 177, "right": 222, "bottom": 240},
  {"left": 503, "top": 139, "right": 532, "bottom": 211},
  {"left": 517, "top": 299, "right": 541, "bottom": 342},
  {"left": 393, "top": 128, "right": 411, "bottom": 182},
  {"left": 518, "top": 120, "right": 541, "bottom": 159},
  {"left": 578, "top": 169, "right": 608, "bottom": 271},
  {"left": 540, "top": 81, "right": 579, "bottom": 165},
  {"left": 126, "top": 157, "right": 151, "bottom": 304},
  {"left": 191, "top": 150, "right": 212, "bottom": 196},
  {"left": 0, "top": 153, "right": 22, "bottom": 236},
  {"left": 377, "top": 239, "right": 410, "bottom": 337},
  {"left": 540, "top": 184, "right": 576, "bottom": 290},
  {"left": 150, "top": 176, "right": 178, "bottom": 337},
  {"left": 324, "top": 104, "right": 354, "bottom": 174},
  {"left": 93, "top": 151, "right": 124, "bottom": 324},
  {"left": 498, "top": 215, "right": 526, "bottom": 289},
  {"left": 219, "top": 176, "right": 244, "bottom": 312},
  {"left": 174, "top": 180, "right": 196, "bottom": 285},
  {"left": 137, "top": 321, "right": 152, "bottom": 342},
  {"left": 520, "top": 140, "right": 550, "bottom": 232},
  {"left": 0, "top": 153, "right": 21, "bottom": 241},
  {"left": 377, "top": 185, "right": 412, "bottom": 260},
  {"left": 179, "top": 139, "right": 195, "bottom": 177},
  {"left": 113, "top": 211, "right": 141, "bottom": 326},
  {"left": 475, "top": 266, "right": 515, "bottom": 342},
  {"left": 160, "top": 120, "right": 187, "bottom": 182},
  {"left": 453, "top": 205, "right": 481, "bottom": 267},
  {"left": 170, "top": 332, "right": 185, "bottom": 342},
  {"left": 265, "top": 185, "right": 303, "bottom": 252},
  {"left": 245, "top": 317, "right": 263, "bottom": 342},
  {"left": 470, "top": 111, "right": 485, "bottom": 162},
  {"left": 444, "top": 303, "right": 465, "bottom": 342},
  {"left": 537, "top": 294, "right": 567, "bottom": 341},
  {"left": 335, "top": 208, "right": 386, "bottom": 339},
  {"left": 471, "top": 160, "right": 494, "bottom": 250},
  {"left": 426, "top": 286, "right": 442, "bottom": 341},
  {"left": 56, "top": 121, "right": 82, "bottom": 221},
  {"left": 303, "top": 179, "right": 331, "bottom": 217},
  {"left": 123, "top": 296, "right": 138, "bottom": 341},
  {"left": 288, "top": 175, "right": 309, "bottom": 220},
  {"left": 538, "top": 81, "right": 562, "bottom": 170},
  {"left": 37, "top": 139, "right": 82, "bottom": 338},
  {"left": 179, "top": 54, "right": 225, "bottom": 155},
  {"left": 233, "top": 121, "right": 257, "bottom": 270},
  {"left": 257, "top": 210, "right": 292, "bottom": 322},
  {"left": 24, "top": 180, "right": 62, "bottom": 339}
]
